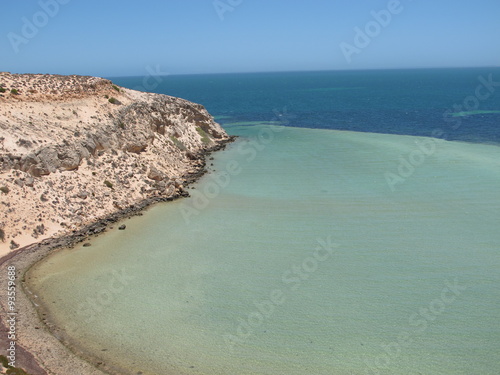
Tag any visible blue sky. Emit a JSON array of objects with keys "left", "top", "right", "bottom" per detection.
[{"left": 1, "top": 0, "right": 499, "bottom": 77}]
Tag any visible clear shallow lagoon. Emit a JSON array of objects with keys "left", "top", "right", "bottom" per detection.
[{"left": 29, "top": 125, "right": 500, "bottom": 374}]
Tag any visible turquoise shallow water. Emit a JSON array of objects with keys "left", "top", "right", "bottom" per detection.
[{"left": 28, "top": 126, "right": 500, "bottom": 375}]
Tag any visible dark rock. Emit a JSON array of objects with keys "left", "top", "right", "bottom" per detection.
[
  {"left": 186, "top": 151, "right": 198, "bottom": 160},
  {"left": 57, "top": 147, "right": 82, "bottom": 171},
  {"left": 147, "top": 166, "right": 167, "bottom": 181},
  {"left": 118, "top": 225, "right": 126, "bottom": 230}
]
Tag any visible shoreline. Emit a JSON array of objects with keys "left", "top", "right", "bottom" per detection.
[{"left": 0, "top": 136, "right": 235, "bottom": 375}]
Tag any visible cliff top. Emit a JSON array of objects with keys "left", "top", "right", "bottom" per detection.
[{"left": 0, "top": 72, "right": 117, "bottom": 102}]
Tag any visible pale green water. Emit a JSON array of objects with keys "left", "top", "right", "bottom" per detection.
[
  {"left": 29, "top": 127, "right": 500, "bottom": 375},
  {"left": 451, "top": 110, "right": 500, "bottom": 117}
]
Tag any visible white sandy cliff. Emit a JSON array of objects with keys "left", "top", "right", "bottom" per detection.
[{"left": 0, "top": 72, "right": 230, "bottom": 255}]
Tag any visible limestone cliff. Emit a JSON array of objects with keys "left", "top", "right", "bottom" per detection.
[{"left": 0, "top": 72, "right": 230, "bottom": 253}]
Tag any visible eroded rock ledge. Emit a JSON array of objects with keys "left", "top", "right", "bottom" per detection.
[{"left": 0, "top": 72, "right": 232, "bottom": 253}]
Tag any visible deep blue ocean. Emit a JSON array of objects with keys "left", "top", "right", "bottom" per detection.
[{"left": 112, "top": 68, "right": 500, "bottom": 144}]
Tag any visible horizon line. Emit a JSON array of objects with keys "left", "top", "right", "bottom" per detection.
[{"left": 2, "top": 65, "right": 499, "bottom": 79}]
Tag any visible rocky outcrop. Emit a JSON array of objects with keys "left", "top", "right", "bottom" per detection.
[{"left": 0, "top": 72, "right": 232, "bottom": 252}]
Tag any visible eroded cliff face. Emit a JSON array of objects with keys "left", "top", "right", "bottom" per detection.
[{"left": 0, "top": 72, "right": 230, "bottom": 253}]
